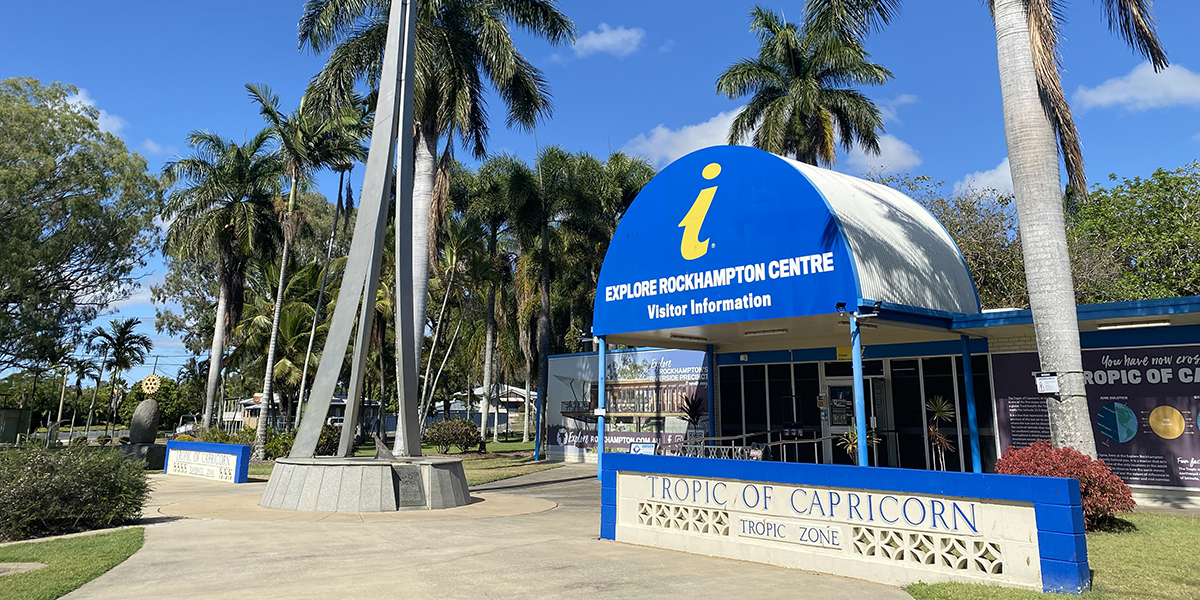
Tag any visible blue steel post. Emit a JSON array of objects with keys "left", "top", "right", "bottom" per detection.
[
  {"left": 534, "top": 385, "right": 544, "bottom": 462},
  {"left": 597, "top": 337, "right": 607, "bottom": 479},
  {"left": 961, "top": 335, "right": 982, "bottom": 473},
  {"left": 706, "top": 344, "right": 716, "bottom": 439},
  {"left": 851, "top": 316, "right": 868, "bottom": 467}
]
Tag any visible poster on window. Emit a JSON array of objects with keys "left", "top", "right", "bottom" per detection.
[
  {"left": 993, "top": 346, "right": 1200, "bottom": 489},
  {"left": 546, "top": 348, "right": 709, "bottom": 463}
]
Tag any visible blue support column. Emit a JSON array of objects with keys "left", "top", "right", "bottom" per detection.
[
  {"left": 534, "top": 385, "right": 544, "bottom": 462},
  {"left": 597, "top": 337, "right": 607, "bottom": 479},
  {"left": 961, "top": 334, "right": 982, "bottom": 473},
  {"left": 851, "top": 316, "right": 868, "bottom": 467},
  {"left": 706, "top": 344, "right": 716, "bottom": 439}
]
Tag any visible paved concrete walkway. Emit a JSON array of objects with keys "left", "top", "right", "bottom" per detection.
[{"left": 68, "top": 466, "right": 912, "bottom": 600}]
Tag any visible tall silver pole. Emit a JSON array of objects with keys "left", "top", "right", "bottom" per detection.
[
  {"left": 291, "top": 0, "right": 417, "bottom": 458},
  {"left": 392, "top": 0, "right": 421, "bottom": 457}
]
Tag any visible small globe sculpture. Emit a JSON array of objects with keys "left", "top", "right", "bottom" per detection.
[{"left": 141, "top": 374, "right": 161, "bottom": 396}]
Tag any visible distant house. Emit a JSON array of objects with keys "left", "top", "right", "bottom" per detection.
[
  {"left": 432, "top": 384, "right": 537, "bottom": 433},
  {"left": 221, "top": 392, "right": 381, "bottom": 433}
]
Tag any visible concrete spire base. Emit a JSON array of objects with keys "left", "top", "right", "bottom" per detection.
[{"left": 260, "top": 456, "right": 469, "bottom": 512}]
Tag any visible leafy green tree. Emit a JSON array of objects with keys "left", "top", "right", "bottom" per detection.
[
  {"left": 716, "top": 6, "right": 891, "bottom": 166},
  {"left": 1075, "top": 163, "right": 1200, "bottom": 301},
  {"left": 87, "top": 318, "right": 153, "bottom": 436},
  {"left": 804, "top": 0, "right": 1168, "bottom": 457},
  {"left": 162, "top": 130, "right": 284, "bottom": 428},
  {"left": 0, "top": 78, "right": 160, "bottom": 371},
  {"left": 297, "top": 0, "right": 575, "bottom": 400}
]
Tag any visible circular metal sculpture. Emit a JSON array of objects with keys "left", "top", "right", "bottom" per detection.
[{"left": 141, "top": 374, "right": 161, "bottom": 396}]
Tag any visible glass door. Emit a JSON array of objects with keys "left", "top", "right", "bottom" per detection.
[{"left": 822, "top": 379, "right": 855, "bottom": 465}]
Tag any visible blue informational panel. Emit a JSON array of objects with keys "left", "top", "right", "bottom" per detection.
[
  {"left": 594, "top": 146, "right": 859, "bottom": 336},
  {"left": 601, "top": 454, "right": 1090, "bottom": 594},
  {"left": 164, "top": 440, "right": 251, "bottom": 484}
]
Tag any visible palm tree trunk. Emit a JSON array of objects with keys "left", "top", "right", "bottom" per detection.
[
  {"left": 480, "top": 280, "right": 496, "bottom": 451},
  {"left": 993, "top": 0, "right": 1096, "bottom": 457},
  {"left": 411, "top": 125, "right": 438, "bottom": 360},
  {"left": 522, "top": 355, "right": 532, "bottom": 443},
  {"left": 296, "top": 170, "right": 346, "bottom": 428},
  {"left": 256, "top": 174, "right": 301, "bottom": 456},
  {"left": 254, "top": 236, "right": 291, "bottom": 457},
  {"left": 536, "top": 222, "right": 551, "bottom": 459},
  {"left": 203, "top": 282, "right": 231, "bottom": 429}
]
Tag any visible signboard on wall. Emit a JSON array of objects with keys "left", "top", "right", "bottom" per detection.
[
  {"left": 547, "top": 348, "right": 708, "bottom": 462},
  {"left": 994, "top": 346, "right": 1200, "bottom": 489}
]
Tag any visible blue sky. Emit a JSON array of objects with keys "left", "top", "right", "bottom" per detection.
[{"left": 4, "top": 1, "right": 1199, "bottom": 382}]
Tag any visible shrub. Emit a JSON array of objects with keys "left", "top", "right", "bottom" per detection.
[
  {"left": 196, "top": 427, "right": 254, "bottom": 446},
  {"left": 173, "top": 434, "right": 195, "bottom": 442},
  {"left": 68, "top": 436, "right": 88, "bottom": 447},
  {"left": 264, "top": 429, "right": 295, "bottom": 460},
  {"left": 95, "top": 434, "right": 111, "bottom": 447},
  {"left": 315, "top": 424, "right": 341, "bottom": 456},
  {"left": 0, "top": 446, "right": 150, "bottom": 541},
  {"left": 995, "top": 441, "right": 1135, "bottom": 529},
  {"left": 424, "top": 418, "right": 481, "bottom": 454}
]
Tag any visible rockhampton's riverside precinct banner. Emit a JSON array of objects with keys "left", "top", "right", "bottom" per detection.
[
  {"left": 994, "top": 346, "right": 1200, "bottom": 489},
  {"left": 547, "top": 348, "right": 708, "bottom": 462}
]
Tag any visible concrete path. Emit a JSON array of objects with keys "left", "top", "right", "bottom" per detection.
[{"left": 68, "top": 466, "right": 912, "bottom": 600}]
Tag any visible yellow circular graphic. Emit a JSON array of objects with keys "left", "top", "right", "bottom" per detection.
[
  {"left": 702, "top": 163, "right": 722, "bottom": 180},
  {"left": 1149, "top": 405, "right": 1185, "bottom": 440},
  {"left": 141, "top": 374, "right": 161, "bottom": 396}
]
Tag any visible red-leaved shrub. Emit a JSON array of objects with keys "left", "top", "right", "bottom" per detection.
[{"left": 995, "top": 441, "right": 1134, "bottom": 530}]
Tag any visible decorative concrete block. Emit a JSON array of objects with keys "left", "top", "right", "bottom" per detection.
[
  {"left": 337, "top": 466, "right": 364, "bottom": 512},
  {"left": 261, "top": 456, "right": 468, "bottom": 512},
  {"left": 315, "top": 466, "right": 343, "bottom": 511},
  {"left": 296, "top": 466, "right": 324, "bottom": 511}
]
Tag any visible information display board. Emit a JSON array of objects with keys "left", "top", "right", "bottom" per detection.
[{"left": 994, "top": 346, "right": 1200, "bottom": 489}]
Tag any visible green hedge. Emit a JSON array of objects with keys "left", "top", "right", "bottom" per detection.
[{"left": 0, "top": 446, "right": 150, "bottom": 541}]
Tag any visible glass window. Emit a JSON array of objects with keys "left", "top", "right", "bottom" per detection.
[
  {"left": 768, "top": 364, "right": 794, "bottom": 428},
  {"left": 719, "top": 366, "right": 742, "bottom": 437},
  {"left": 743, "top": 365, "right": 768, "bottom": 438},
  {"left": 922, "top": 357, "right": 961, "bottom": 472}
]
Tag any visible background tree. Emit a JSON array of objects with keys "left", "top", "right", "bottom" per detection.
[
  {"left": 87, "top": 318, "right": 153, "bottom": 436},
  {"left": 716, "top": 6, "right": 891, "bottom": 166},
  {"left": 162, "top": 130, "right": 284, "bottom": 428},
  {"left": 1074, "top": 163, "right": 1200, "bottom": 301},
  {"left": 0, "top": 78, "right": 160, "bottom": 371}
]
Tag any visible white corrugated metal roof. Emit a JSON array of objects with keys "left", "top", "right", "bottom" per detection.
[{"left": 788, "top": 160, "right": 980, "bottom": 315}]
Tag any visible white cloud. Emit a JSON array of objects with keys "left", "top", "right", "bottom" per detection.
[
  {"left": 108, "top": 286, "right": 154, "bottom": 311},
  {"left": 621, "top": 109, "right": 747, "bottom": 167},
  {"left": 1075, "top": 63, "right": 1200, "bottom": 111},
  {"left": 954, "top": 157, "right": 1014, "bottom": 195},
  {"left": 574, "top": 23, "right": 645, "bottom": 59},
  {"left": 844, "top": 134, "right": 922, "bottom": 174},
  {"left": 878, "top": 94, "right": 919, "bottom": 123},
  {"left": 659, "top": 39, "right": 676, "bottom": 53},
  {"left": 66, "top": 88, "right": 128, "bottom": 136},
  {"left": 140, "top": 138, "right": 176, "bottom": 156}
]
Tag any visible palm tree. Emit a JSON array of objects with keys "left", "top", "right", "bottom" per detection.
[
  {"left": 716, "top": 6, "right": 891, "bottom": 167},
  {"left": 502, "top": 147, "right": 610, "bottom": 458},
  {"left": 163, "top": 130, "right": 285, "bottom": 428},
  {"left": 87, "top": 318, "right": 153, "bottom": 437},
  {"left": 809, "top": 0, "right": 1167, "bottom": 456},
  {"left": 245, "top": 84, "right": 369, "bottom": 456},
  {"left": 68, "top": 356, "right": 100, "bottom": 442},
  {"left": 297, "top": 0, "right": 575, "bottom": 395}
]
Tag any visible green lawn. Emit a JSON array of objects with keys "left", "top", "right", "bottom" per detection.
[
  {"left": 907, "top": 512, "right": 1200, "bottom": 600},
  {"left": 0, "top": 528, "right": 144, "bottom": 600}
]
